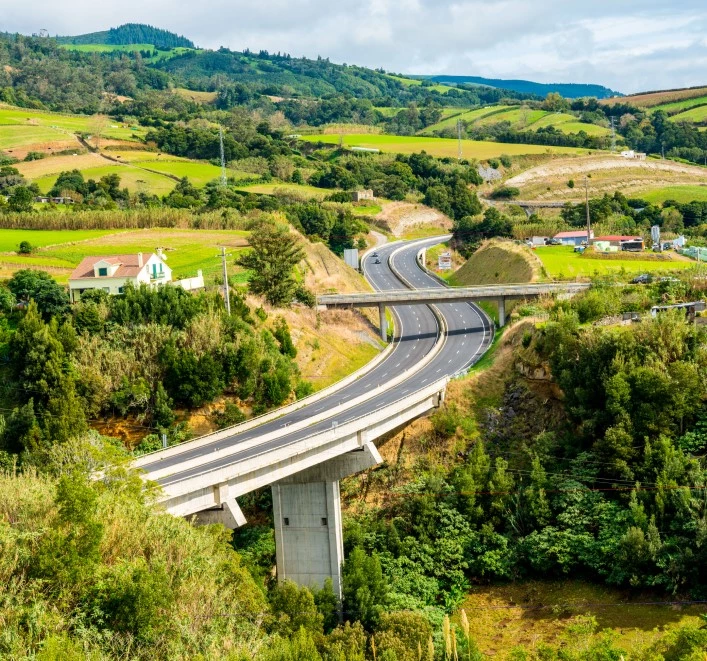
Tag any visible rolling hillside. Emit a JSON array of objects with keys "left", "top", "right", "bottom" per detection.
[
  {"left": 420, "top": 105, "right": 611, "bottom": 137},
  {"left": 601, "top": 85, "right": 707, "bottom": 108},
  {"left": 415, "top": 75, "right": 619, "bottom": 99},
  {"left": 56, "top": 23, "right": 194, "bottom": 48}
]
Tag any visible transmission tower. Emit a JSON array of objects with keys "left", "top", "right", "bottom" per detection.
[{"left": 219, "top": 125, "right": 227, "bottom": 187}]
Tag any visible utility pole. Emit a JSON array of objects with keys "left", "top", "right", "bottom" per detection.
[
  {"left": 610, "top": 116, "right": 616, "bottom": 152},
  {"left": 661, "top": 142, "right": 665, "bottom": 160},
  {"left": 584, "top": 175, "right": 591, "bottom": 245},
  {"left": 220, "top": 246, "right": 231, "bottom": 315},
  {"left": 219, "top": 125, "right": 227, "bottom": 187},
  {"left": 457, "top": 119, "right": 463, "bottom": 161}
]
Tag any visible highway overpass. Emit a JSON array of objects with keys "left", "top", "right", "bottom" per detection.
[
  {"left": 318, "top": 281, "right": 591, "bottom": 336},
  {"left": 136, "top": 237, "right": 494, "bottom": 599}
]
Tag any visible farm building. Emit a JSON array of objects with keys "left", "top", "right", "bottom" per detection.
[
  {"left": 620, "top": 150, "right": 647, "bottom": 160},
  {"left": 593, "top": 235, "right": 644, "bottom": 250},
  {"left": 553, "top": 230, "right": 594, "bottom": 246},
  {"left": 350, "top": 189, "right": 375, "bottom": 202},
  {"left": 69, "top": 252, "right": 172, "bottom": 302}
]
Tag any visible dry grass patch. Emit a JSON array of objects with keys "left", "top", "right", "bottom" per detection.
[
  {"left": 506, "top": 155, "right": 707, "bottom": 201},
  {"left": 375, "top": 201, "right": 451, "bottom": 238}
]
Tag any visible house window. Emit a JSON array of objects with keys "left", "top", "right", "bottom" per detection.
[
  {"left": 102, "top": 287, "right": 110, "bottom": 293},
  {"left": 118, "top": 287, "right": 125, "bottom": 294},
  {"left": 283, "top": 517, "right": 290, "bottom": 526},
  {"left": 98, "top": 267, "right": 108, "bottom": 276}
]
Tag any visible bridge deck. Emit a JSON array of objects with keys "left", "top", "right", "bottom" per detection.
[{"left": 318, "top": 282, "right": 591, "bottom": 308}]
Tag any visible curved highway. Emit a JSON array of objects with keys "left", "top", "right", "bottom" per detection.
[{"left": 139, "top": 237, "right": 493, "bottom": 486}]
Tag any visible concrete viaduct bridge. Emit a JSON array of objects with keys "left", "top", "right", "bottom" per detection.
[
  {"left": 135, "top": 238, "right": 589, "bottom": 599},
  {"left": 318, "top": 281, "right": 591, "bottom": 339}
]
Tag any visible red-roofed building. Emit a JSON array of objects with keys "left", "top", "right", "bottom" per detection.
[
  {"left": 68, "top": 252, "right": 171, "bottom": 302},
  {"left": 553, "top": 230, "right": 594, "bottom": 246}
]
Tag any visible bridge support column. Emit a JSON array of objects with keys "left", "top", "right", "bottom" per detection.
[
  {"left": 271, "top": 442, "right": 382, "bottom": 600},
  {"left": 378, "top": 303, "right": 387, "bottom": 341},
  {"left": 497, "top": 297, "right": 506, "bottom": 327},
  {"left": 193, "top": 482, "right": 247, "bottom": 528}
]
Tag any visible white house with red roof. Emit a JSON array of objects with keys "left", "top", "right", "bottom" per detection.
[{"left": 68, "top": 252, "right": 171, "bottom": 303}]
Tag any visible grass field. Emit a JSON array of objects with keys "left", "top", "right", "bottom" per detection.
[
  {"left": 300, "top": 133, "right": 589, "bottom": 159},
  {"left": 601, "top": 86, "right": 707, "bottom": 109},
  {"left": 452, "top": 240, "right": 540, "bottom": 285},
  {"left": 421, "top": 105, "right": 611, "bottom": 137},
  {"left": 536, "top": 246, "right": 694, "bottom": 279},
  {"left": 641, "top": 185, "right": 707, "bottom": 204},
  {"left": 0, "top": 104, "right": 144, "bottom": 143},
  {"left": 0, "top": 229, "right": 118, "bottom": 253},
  {"left": 670, "top": 104, "right": 707, "bottom": 124},
  {"left": 234, "top": 182, "right": 332, "bottom": 199},
  {"left": 137, "top": 160, "right": 254, "bottom": 185},
  {"left": 24, "top": 152, "right": 254, "bottom": 194},
  {"left": 459, "top": 579, "right": 706, "bottom": 659},
  {"left": 59, "top": 44, "right": 193, "bottom": 63},
  {"left": 0, "top": 229, "right": 250, "bottom": 284},
  {"left": 652, "top": 94, "right": 707, "bottom": 114},
  {"left": 0, "top": 124, "right": 68, "bottom": 150},
  {"left": 34, "top": 165, "right": 177, "bottom": 196},
  {"left": 172, "top": 88, "right": 218, "bottom": 103}
]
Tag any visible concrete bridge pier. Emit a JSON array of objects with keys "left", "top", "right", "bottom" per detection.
[
  {"left": 497, "top": 297, "right": 506, "bottom": 327},
  {"left": 378, "top": 303, "right": 388, "bottom": 341},
  {"left": 271, "top": 441, "right": 382, "bottom": 599}
]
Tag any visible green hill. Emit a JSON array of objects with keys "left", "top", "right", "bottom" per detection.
[
  {"left": 415, "top": 75, "right": 620, "bottom": 99},
  {"left": 56, "top": 23, "right": 194, "bottom": 49},
  {"left": 451, "top": 239, "right": 541, "bottom": 286}
]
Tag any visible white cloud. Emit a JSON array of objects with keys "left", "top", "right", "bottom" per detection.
[{"left": 2, "top": 0, "right": 706, "bottom": 93}]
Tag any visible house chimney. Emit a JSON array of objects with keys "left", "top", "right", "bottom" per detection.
[{"left": 138, "top": 252, "right": 143, "bottom": 267}]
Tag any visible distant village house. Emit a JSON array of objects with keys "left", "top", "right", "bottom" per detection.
[
  {"left": 68, "top": 251, "right": 205, "bottom": 303},
  {"left": 350, "top": 189, "right": 375, "bottom": 202},
  {"left": 620, "top": 150, "right": 647, "bottom": 161}
]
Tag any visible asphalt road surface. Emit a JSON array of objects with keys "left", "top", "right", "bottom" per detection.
[{"left": 140, "top": 237, "right": 493, "bottom": 486}]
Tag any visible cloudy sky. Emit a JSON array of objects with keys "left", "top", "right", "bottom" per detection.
[{"left": 4, "top": 0, "right": 707, "bottom": 93}]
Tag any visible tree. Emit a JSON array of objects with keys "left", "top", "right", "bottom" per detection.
[
  {"left": 7, "top": 185, "right": 35, "bottom": 212},
  {"left": 342, "top": 547, "right": 388, "bottom": 630},
  {"left": 7, "top": 269, "right": 69, "bottom": 320},
  {"left": 237, "top": 220, "right": 306, "bottom": 306}
]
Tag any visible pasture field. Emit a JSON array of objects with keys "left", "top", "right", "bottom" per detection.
[
  {"left": 173, "top": 88, "right": 218, "bottom": 103},
  {"left": 59, "top": 44, "right": 193, "bottom": 62},
  {"left": 459, "top": 579, "right": 706, "bottom": 659},
  {"left": 421, "top": 105, "right": 610, "bottom": 137},
  {"left": 601, "top": 86, "right": 707, "bottom": 108},
  {"left": 0, "top": 104, "right": 144, "bottom": 142},
  {"left": 0, "top": 229, "right": 118, "bottom": 253},
  {"left": 652, "top": 94, "right": 707, "bottom": 114},
  {"left": 670, "top": 104, "right": 707, "bottom": 124},
  {"left": 0, "top": 228, "right": 250, "bottom": 284},
  {"left": 234, "top": 182, "right": 332, "bottom": 199},
  {"left": 299, "top": 133, "right": 589, "bottom": 159},
  {"left": 24, "top": 153, "right": 253, "bottom": 194},
  {"left": 504, "top": 155, "right": 707, "bottom": 202},
  {"left": 34, "top": 165, "right": 177, "bottom": 196},
  {"left": 640, "top": 185, "right": 707, "bottom": 204},
  {"left": 0, "top": 124, "right": 68, "bottom": 150},
  {"left": 137, "top": 160, "right": 254, "bottom": 185},
  {"left": 535, "top": 246, "right": 694, "bottom": 279}
]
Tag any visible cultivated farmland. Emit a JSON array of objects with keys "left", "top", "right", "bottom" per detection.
[
  {"left": 300, "top": 133, "right": 589, "bottom": 159},
  {"left": 601, "top": 86, "right": 707, "bottom": 108},
  {"left": 535, "top": 246, "right": 694, "bottom": 279}
]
